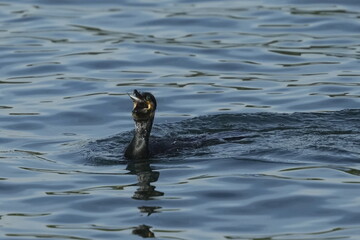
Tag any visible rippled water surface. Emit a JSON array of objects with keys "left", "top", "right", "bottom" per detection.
[{"left": 1, "top": 0, "right": 360, "bottom": 239}]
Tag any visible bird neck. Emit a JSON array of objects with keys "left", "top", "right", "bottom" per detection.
[
  {"left": 134, "top": 118, "right": 153, "bottom": 142},
  {"left": 125, "top": 117, "right": 154, "bottom": 160}
]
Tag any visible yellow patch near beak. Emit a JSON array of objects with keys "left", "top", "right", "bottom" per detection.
[
  {"left": 147, "top": 101, "right": 153, "bottom": 110},
  {"left": 133, "top": 101, "right": 153, "bottom": 110}
]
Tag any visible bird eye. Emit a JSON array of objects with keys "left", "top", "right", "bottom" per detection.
[{"left": 146, "top": 95, "right": 150, "bottom": 101}]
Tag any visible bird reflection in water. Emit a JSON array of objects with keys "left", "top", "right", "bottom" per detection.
[
  {"left": 126, "top": 159, "right": 163, "bottom": 238},
  {"left": 132, "top": 224, "right": 155, "bottom": 238},
  {"left": 126, "top": 159, "right": 164, "bottom": 201}
]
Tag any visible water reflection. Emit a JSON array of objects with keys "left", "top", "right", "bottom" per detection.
[
  {"left": 132, "top": 224, "right": 155, "bottom": 238},
  {"left": 126, "top": 160, "right": 164, "bottom": 201},
  {"left": 126, "top": 159, "right": 163, "bottom": 238},
  {"left": 1, "top": 0, "right": 360, "bottom": 239}
]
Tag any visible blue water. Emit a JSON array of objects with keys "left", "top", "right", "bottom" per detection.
[{"left": 1, "top": 0, "right": 360, "bottom": 239}]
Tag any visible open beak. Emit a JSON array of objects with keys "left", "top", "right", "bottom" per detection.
[
  {"left": 128, "top": 89, "right": 143, "bottom": 103},
  {"left": 129, "top": 93, "right": 142, "bottom": 103},
  {"left": 128, "top": 89, "right": 157, "bottom": 122},
  {"left": 128, "top": 89, "right": 154, "bottom": 112}
]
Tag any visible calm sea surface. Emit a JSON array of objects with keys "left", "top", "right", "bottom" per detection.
[{"left": 1, "top": 0, "right": 360, "bottom": 239}]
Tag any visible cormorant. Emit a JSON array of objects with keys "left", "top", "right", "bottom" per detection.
[{"left": 124, "top": 89, "right": 157, "bottom": 160}]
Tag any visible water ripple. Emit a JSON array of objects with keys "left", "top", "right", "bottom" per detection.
[{"left": 1, "top": 1, "right": 360, "bottom": 239}]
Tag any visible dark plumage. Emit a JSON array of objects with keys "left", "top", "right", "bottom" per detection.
[{"left": 124, "top": 90, "right": 157, "bottom": 160}]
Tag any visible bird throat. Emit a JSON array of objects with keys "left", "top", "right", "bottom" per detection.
[
  {"left": 134, "top": 118, "right": 153, "bottom": 140},
  {"left": 125, "top": 117, "right": 154, "bottom": 160}
]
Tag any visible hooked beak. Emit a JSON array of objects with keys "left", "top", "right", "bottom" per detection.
[
  {"left": 127, "top": 89, "right": 157, "bottom": 122},
  {"left": 128, "top": 89, "right": 153, "bottom": 113},
  {"left": 128, "top": 89, "right": 143, "bottom": 103},
  {"left": 128, "top": 93, "right": 142, "bottom": 103}
]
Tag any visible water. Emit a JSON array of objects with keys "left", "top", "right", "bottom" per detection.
[{"left": 1, "top": 0, "right": 360, "bottom": 239}]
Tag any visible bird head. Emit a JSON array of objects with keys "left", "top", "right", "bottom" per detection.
[{"left": 129, "top": 89, "right": 157, "bottom": 122}]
